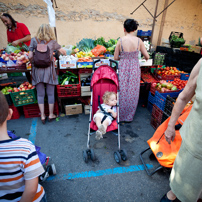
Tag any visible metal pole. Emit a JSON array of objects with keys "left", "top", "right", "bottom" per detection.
[{"left": 150, "top": 0, "right": 159, "bottom": 49}]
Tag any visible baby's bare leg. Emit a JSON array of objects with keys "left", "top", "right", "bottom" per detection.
[
  {"left": 95, "top": 116, "right": 102, "bottom": 128},
  {"left": 101, "top": 119, "right": 110, "bottom": 134}
]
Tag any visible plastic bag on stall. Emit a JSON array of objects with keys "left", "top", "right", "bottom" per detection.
[
  {"left": 7, "top": 60, "right": 16, "bottom": 67},
  {"left": 64, "top": 45, "right": 73, "bottom": 55},
  {"left": 91, "top": 45, "right": 106, "bottom": 57}
]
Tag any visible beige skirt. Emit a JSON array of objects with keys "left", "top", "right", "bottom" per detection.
[{"left": 170, "top": 141, "right": 202, "bottom": 202}]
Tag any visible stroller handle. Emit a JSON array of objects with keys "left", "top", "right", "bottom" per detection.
[
  {"left": 109, "top": 59, "right": 118, "bottom": 70},
  {"left": 92, "top": 59, "right": 101, "bottom": 71}
]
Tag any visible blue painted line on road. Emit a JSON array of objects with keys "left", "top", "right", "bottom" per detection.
[
  {"left": 46, "top": 164, "right": 153, "bottom": 181},
  {"left": 29, "top": 118, "right": 38, "bottom": 144}
]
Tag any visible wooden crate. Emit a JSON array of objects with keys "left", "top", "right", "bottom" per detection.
[
  {"left": 84, "top": 105, "right": 90, "bottom": 114},
  {"left": 80, "top": 73, "right": 91, "bottom": 97},
  {"left": 65, "top": 104, "right": 82, "bottom": 115}
]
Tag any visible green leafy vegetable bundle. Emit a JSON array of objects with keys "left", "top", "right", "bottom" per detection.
[
  {"left": 76, "top": 38, "right": 95, "bottom": 53},
  {"left": 59, "top": 71, "right": 79, "bottom": 85}
]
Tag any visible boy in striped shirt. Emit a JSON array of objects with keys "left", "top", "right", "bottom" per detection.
[{"left": 0, "top": 91, "right": 46, "bottom": 202}]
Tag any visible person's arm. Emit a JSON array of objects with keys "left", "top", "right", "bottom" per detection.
[
  {"left": 20, "top": 177, "right": 38, "bottom": 202},
  {"left": 107, "top": 109, "right": 117, "bottom": 118},
  {"left": 58, "top": 48, "right": 67, "bottom": 55},
  {"left": 139, "top": 39, "right": 149, "bottom": 60},
  {"left": 12, "top": 35, "right": 31, "bottom": 47},
  {"left": 165, "top": 58, "right": 201, "bottom": 144},
  {"left": 114, "top": 39, "right": 121, "bottom": 60}
]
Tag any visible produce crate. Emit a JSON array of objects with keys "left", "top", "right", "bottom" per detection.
[
  {"left": 147, "top": 101, "right": 153, "bottom": 113},
  {"left": 9, "top": 104, "right": 20, "bottom": 120},
  {"left": 154, "top": 91, "right": 166, "bottom": 111},
  {"left": 156, "top": 73, "right": 181, "bottom": 81},
  {"left": 5, "top": 94, "right": 13, "bottom": 105},
  {"left": 137, "top": 30, "right": 152, "bottom": 36},
  {"left": 150, "top": 85, "right": 181, "bottom": 98},
  {"left": 79, "top": 68, "right": 92, "bottom": 74},
  {"left": 57, "top": 75, "right": 81, "bottom": 98},
  {"left": 161, "top": 111, "right": 170, "bottom": 123},
  {"left": 141, "top": 72, "right": 159, "bottom": 83},
  {"left": 150, "top": 116, "right": 161, "bottom": 130},
  {"left": 7, "top": 64, "right": 27, "bottom": 70},
  {"left": 180, "top": 72, "right": 190, "bottom": 80},
  {"left": 23, "top": 101, "right": 59, "bottom": 118},
  {"left": 148, "top": 91, "right": 155, "bottom": 104},
  {"left": 151, "top": 104, "right": 163, "bottom": 123},
  {"left": 164, "top": 96, "right": 176, "bottom": 116},
  {"left": 10, "top": 88, "right": 37, "bottom": 107},
  {"left": 77, "top": 62, "right": 93, "bottom": 68}
]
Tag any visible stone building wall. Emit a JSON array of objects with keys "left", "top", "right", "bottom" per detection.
[{"left": 0, "top": 0, "right": 202, "bottom": 49}]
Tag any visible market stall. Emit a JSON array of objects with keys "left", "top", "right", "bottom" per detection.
[{"left": 0, "top": 33, "right": 192, "bottom": 125}]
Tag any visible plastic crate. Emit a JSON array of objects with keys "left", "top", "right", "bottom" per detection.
[
  {"left": 9, "top": 104, "right": 20, "bottom": 120},
  {"left": 10, "top": 88, "right": 37, "bottom": 107},
  {"left": 156, "top": 73, "right": 181, "bottom": 81},
  {"left": 57, "top": 76, "right": 81, "bottom": 98},
  {"left": 164, "top": 96, "right": 176, "bottom": 116},
  {"left": 151, "top": 104, "right": 163, "bottom": 123},
  {"left": 150, "top": 115, "right": 161, "bottom": 130},
  {"left": 161, "top": 111, "right": 170, "bottom": 123},
  {"left": 79, "top": 68, "right": 92, "bottom": 74},
  {"left": 148, "top": 91, "right": 155, "bottom": 104},
  {"left": 23, "top": 101, "right": 59, "bottom": 118},
  {"left": 180, "top": 73, "right": 190, "bottom": 80},
  {"left": 154, "top": 91, "right": 166, "bottom": 111},
  {"left": 147, "top": 101, "right": 153, "bottom": 113},
  {"left": 137, "top": 30, "right": 152, "bottom": 36},
  {"left": 150, "top": 85, "right": 181, "bottom": 98},
  {"left": 5, "top": 94, "right": 13, "bottom": 105}
]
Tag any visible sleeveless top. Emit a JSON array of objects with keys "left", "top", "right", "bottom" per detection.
[{"left": 180, "top": 60, "right": 202, "bottom": 160}]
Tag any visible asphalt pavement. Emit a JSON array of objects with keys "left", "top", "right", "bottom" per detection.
[{"left": 7, "top": 103, "right": 171, "bottom": 202}]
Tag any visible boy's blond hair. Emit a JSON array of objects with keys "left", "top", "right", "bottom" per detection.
[
  {"left": 102, "top": 91, "right": 117, "bottom": 104},
  {"left": 0, "top": 92, "right": 9, "bottom": 126},
  {"left": 36, "top": 24, "right": 56, "bottom": 41}
]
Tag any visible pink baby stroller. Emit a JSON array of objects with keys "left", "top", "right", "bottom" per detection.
[{"left": 82, "top": 59, "right": 128, "bottom": 164}]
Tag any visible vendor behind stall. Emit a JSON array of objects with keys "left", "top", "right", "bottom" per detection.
[{"left": 0, "top": 13, "right": 31, "bottom": 47}]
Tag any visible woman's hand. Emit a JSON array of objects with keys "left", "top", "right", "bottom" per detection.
[
  {"left": 58, "top": 48, "right": 66, "bottom": 56},
  {"left": 165, "top": 125, "right": 176, "bottom": 144},
  {"left": 12, "top": 39, "right": 21, "bottom": 47}
]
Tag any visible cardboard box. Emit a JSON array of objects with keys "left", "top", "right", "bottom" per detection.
[
  {"left": 94, "top": 59, "right": 110, "bottom": 67},
  {"left": 77, "top": 62, "right": 93, "bottom": 68},
  {"left": 80, "top": 73, "right": 91, "bottom": 96},
  {"left": 59, "top": 60, "right": 77, "bottom": 69},
  {"left": 81, "top": 86, "right": 91, "bottom": 96},
  {"left": 189, "top": 45, "right": 201, "bottom": 54},
  {"left": 65, "top": 104, "right": 82, "bottom": 115},
  {"left": 84, "top": 105, "right": 90, "bottom": 114}
]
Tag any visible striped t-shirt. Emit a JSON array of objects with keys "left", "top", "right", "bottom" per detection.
[{"left": 0, "top": 137, "right": 45, "bottom": 201}]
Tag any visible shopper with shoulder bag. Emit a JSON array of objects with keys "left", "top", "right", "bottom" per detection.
[{"left": 29, "top": 24, "right": 66, "bottom": 124}]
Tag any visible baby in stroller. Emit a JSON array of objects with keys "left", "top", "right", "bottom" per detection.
[{"left": 93, "top": 91, "right": 117, "bottom": 140}]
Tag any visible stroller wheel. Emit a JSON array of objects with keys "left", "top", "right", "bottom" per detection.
[
  {"left": 90, "top": 149, "right": 96, "bottom": 161},
  {"left": 83, "top": 150, "right": 88, "bottom": 163},
  {"left": 49, "top": 163, "right": 57, "bottom": 175},
  {"left": 114, "top": 151, "right": 121, "bottom": 164},
  {"left": 120, "top": 149, "right": 128, "bottom": 161}
]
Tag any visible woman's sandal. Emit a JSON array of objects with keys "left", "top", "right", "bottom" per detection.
[
  {"left": 41, "top": 117, "right": 46, "bottom": 124},
  {"left": 48, "top": 115, "right": 58, "bottom": 122}
]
